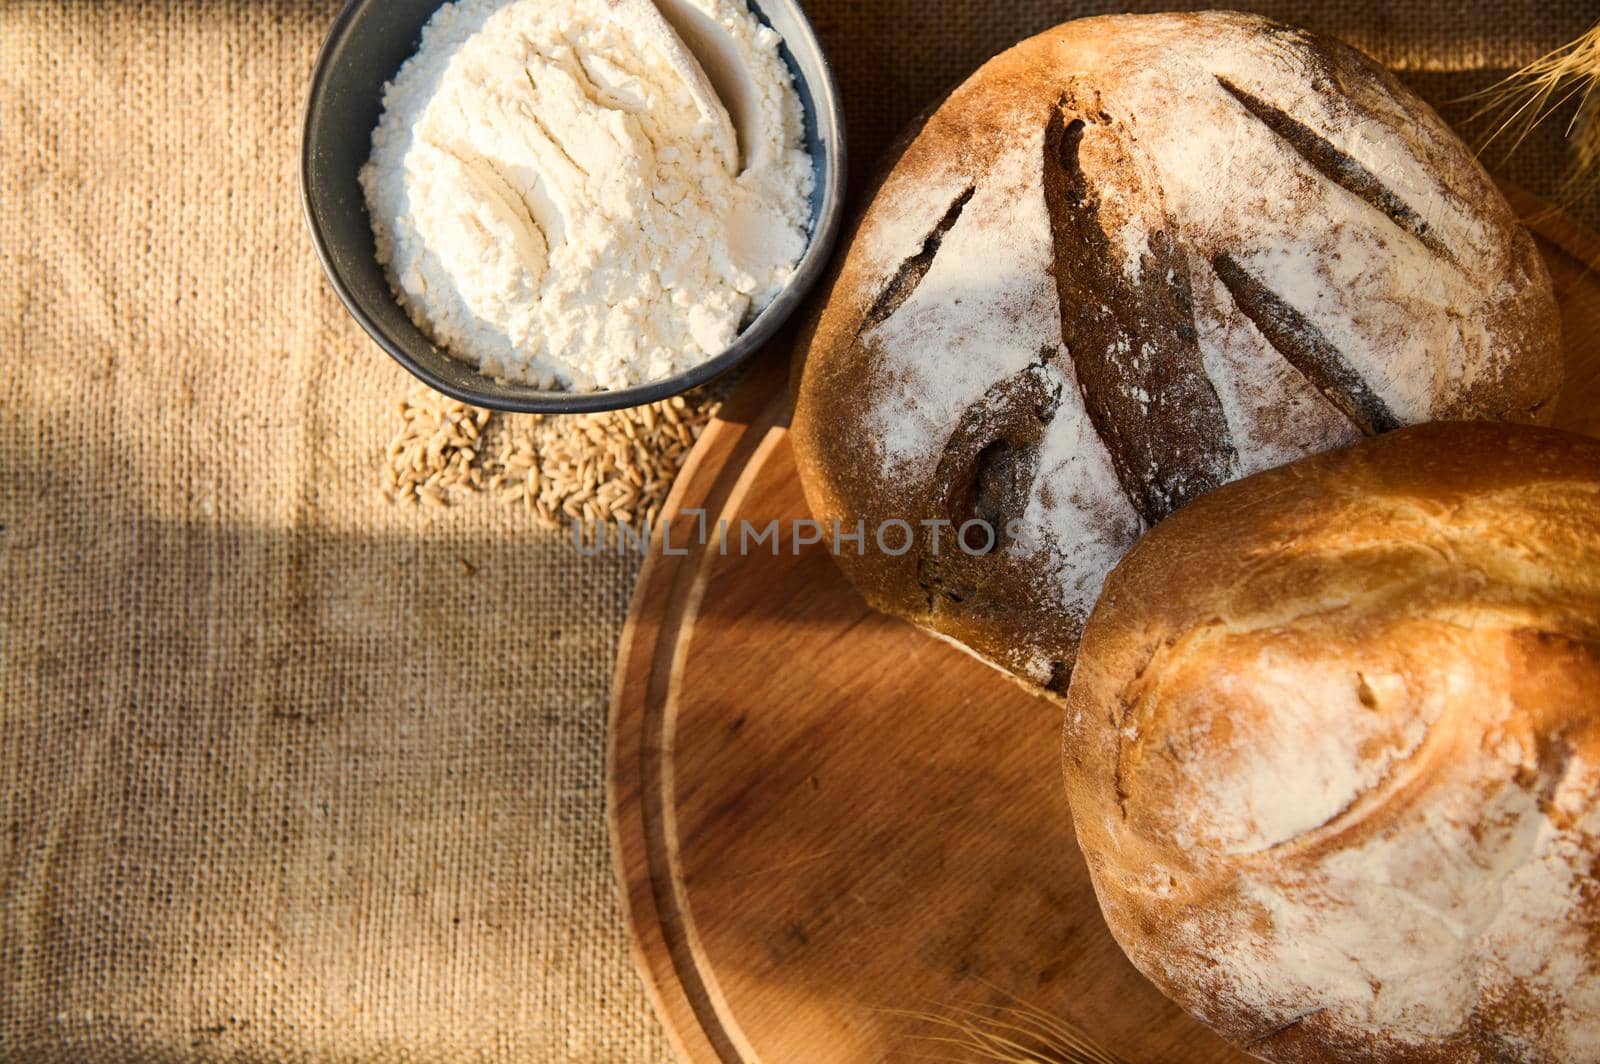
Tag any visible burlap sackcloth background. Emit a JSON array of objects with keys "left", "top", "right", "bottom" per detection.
[{"left": 1, "top": 1, "right": 1594, "bottom": 1060}]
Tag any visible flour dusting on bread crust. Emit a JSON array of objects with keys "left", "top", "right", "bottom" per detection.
[
  {"left": 863, "top": 135, "right": 1061, "bottom": 479},
  {"left": 790, "top": 11, "right": 1562, "bottom": 694},
  {"left": 1064, "top": 424, "right": 1600, "bottom": 1062}
]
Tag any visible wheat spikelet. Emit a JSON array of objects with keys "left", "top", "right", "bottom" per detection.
[
  {"left": 1572, "top": 86, "right": 1600, "bottom": 199},
  {"left": 1469, "top": 22, "right": 1600, "bottom": 200},
  {"left": 884, "top": 985, "right": 1131, "bottom": 1064}
]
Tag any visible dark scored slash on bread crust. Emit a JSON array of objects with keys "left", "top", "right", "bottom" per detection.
[
  {"left": 1209, "top": 253, "right": 1402, "bottom": 436},
  {"left": 1041, "top": 94, "right": 1239, "bottom": 526},
  {"left": 789, "top": 12, "right": 1563, "bottom": 700},
  {"left": 860, "top": 187, "right": 975, "bottom": 334}
]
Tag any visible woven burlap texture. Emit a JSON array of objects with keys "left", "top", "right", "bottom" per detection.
[{"left": 1, "top": 1, "right": 1592, "bottom": 1060}]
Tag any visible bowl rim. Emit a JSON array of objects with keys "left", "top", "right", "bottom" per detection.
[{"left": 300, "top": 0, "right": 847, "bottom": 415}]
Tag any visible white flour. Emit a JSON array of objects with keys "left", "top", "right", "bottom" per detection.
[{"left": 361, "top": 0, "right": 812, "bottom": 391}]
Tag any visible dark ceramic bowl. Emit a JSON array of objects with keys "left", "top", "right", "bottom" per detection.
[{"left": 301, "top": 0, "right": 845, "bottom": 413}]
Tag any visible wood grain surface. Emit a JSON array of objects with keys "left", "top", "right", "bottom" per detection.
[{"left": 608, "top": 205, "right": 1600, "bottom": 1064}]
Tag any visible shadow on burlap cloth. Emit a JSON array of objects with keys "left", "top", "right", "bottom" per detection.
[{"left": 0, "top": 1, "right": 1592, "bottom": 1060}]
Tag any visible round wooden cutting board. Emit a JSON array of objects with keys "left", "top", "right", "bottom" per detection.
[{"left": 608, "top": 199, "right": 1600, "bottom": 1064}]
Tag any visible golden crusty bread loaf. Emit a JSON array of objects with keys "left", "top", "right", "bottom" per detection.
[
  {"left": 790, "top": 12, "right": 1562, "bottom": 699},
  {"left": 1062, "top": 422, "right": 1600, "bottom": 1063}
]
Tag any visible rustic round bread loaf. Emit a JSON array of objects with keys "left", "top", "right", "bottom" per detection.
[
  {"left": 790, "top": 12, "right": 1562, "bottom": 696},
  {"left": 1062, "top": 422, "right": 1600, "bottom": 1063}
]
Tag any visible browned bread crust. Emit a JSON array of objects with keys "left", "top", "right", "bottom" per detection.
[
  {"left": 790, "top": 12, "right": 1563, "bottom": 696},
  {"left": 1064, "top": 422, "right": 1600, "bottom": 1062}
]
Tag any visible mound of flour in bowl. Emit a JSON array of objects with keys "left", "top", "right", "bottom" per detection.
[{"left": 361, "top": 0, "right": 813, "bottom": 391}]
